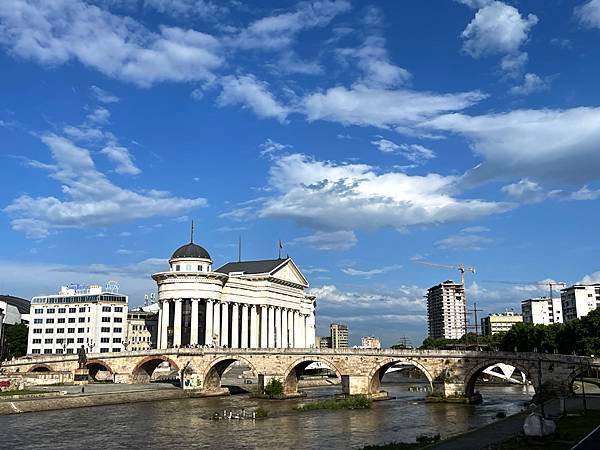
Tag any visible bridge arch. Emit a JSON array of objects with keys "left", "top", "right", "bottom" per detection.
[
  {"left": 368, "top": 358, "right": 434, "bottom": 395},
  {"left": 29, "top": 364, "right": 53, "bottom": 373},
  {"left": 202, "top": 355, "right": 257, "bottom": 392},
  {"left": 282, "top": 355, "right": 342, "bottom": 395},
  {"left": 132, "top": 355, "right": 180, "bottom": 383},
  {"left": 464, "top": 359, "right": 535, "bottom": 397},
  {"left": 86, "top": 359, "right": 113, "bottom": 382}
]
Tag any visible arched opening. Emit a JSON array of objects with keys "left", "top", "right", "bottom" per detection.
[
  {"left": 132, "top": 356, "right": 180, "bottom": 385},
  {"left": 369, "top": 360, "right": 433, "bottom": 396},
  {"left": 282, "top": 357, "right": 342, "bottom": 396},
  {"left": 203, "top": 357, "right": 257, "bottom": 394},
  {"left": 86, "top": 360, "right": 113, "bottom": 382},
  {"left": 570, "top": 364, "right": 600, "bottom": 396},
  {"left": 29, "top": 364, "right": 52, "bottom": 373},
  {"left": 465, "top": 361, "right": 535, "bottom": 402}
]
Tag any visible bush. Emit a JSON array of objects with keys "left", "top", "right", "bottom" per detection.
[
  {"left": 263, "top": 378, "right": 284, "bottom": 398},
  {"left": 296, "top": 395, "right": 372, "bottom": 411},
  {"left": 255, "top": 406, "right": 269, "bottom": 418}
]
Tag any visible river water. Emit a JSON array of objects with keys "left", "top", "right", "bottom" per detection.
[{"left": 0, "top": 380, "right": 534, "bottom": 449}]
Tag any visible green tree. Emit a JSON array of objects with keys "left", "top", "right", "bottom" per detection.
[
  {"left": 263, "top": 378, "right": 284, "bottom": 398},
  {"left": 1, "top": 323, "right": 28, "bottom": 360}
]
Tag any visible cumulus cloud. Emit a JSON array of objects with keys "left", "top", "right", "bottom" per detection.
[
  {"left": 371, "top": 137, "right": 435, "bottom": 165},
  {"left": 575, "top": 0, "right": 600, "bottom": 29},
  {"left": 291, "top": 230, "right": 357, "bottom": 251},
  {"left": 229, "top": 0, "right": 350, "bottom": 50},
  {"left": 422, "top": 107, "right": 600, "bottom": 186},
  {"left": 4, "top": 134, "right": 205, "bottom": 238},
  {"left": 223, "top": 152, "right": 511, "bottom": 232},
  {"left": 509, "top": 73, "right": 550, "bottom": 96},
  {"left": 100, "top": 144, "right": 141, "bottom": 175},
  {"left": 87, "top": 107, "right": 111, "bottom": 124},
  {"left": 0, "top": 0, "right": 223, "bottom": 87},
  {"left": 217, "top": 74, "right": 290, "bottom": 122},
  {"left": 579, "top": 270, "right": 600, "bottom": 284}
]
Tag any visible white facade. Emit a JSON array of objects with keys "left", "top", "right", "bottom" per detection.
[
  {"left": 427, "top": 280, "right": 466, "bottom": 340},
  {"left": 561, "top": 284, "right": 600, "bottom": 322},
  {"left": 330, "top": 323, "right": 349, "bottom": 348},
  {"left": 521, "top": 297, "right": 563, "bottom": 325},
  {"left": 152, "top": 241, "right": 316, "bottom": 349},
  {"left": 481, "top": 312, "right": 523, "bottom": 335},
  {"left": 27, "top": 283, "right": 128, "bottom": 355},
  {"left": 360, "top": 336, "right": 381, "bottom": 349}
]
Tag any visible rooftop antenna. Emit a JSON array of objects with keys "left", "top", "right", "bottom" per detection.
[
  {"left": 190, "top": 220, "right": 194, "bottom": 243},
  {"left": 278, "top": 240, "right": 283, "bottom": 259},
  {"left": 238, "top": 235, "right": 242, "bottom": 262}
]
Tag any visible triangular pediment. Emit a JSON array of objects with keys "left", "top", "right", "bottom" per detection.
[{"left": 270, "top": 259, "right": 309, "bottom": 287}]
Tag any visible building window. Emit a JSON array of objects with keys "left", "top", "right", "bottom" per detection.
[
  {"left": 112, "top": 348, "right": 121, "bottom": 353},
  {"left": 113, "top": 327, "right": 122, "bottom": 333},
  {"left": 68, "top": 318, "right": 76, "bottom": 323},
  {"left": 32, "top": 349, "right": 41, "bottom": 354},
  {"left": 114, "top": 317, "right": 122, "bottom": 323},
  {"left": 69, "top": 308, "right": 76, "bottom": 313},
  {"left": 101, "top": 337, "right": 110, "bottom": 343},
  {"left": 77, "top": 338, "right": 84, "bottom": 343},
  {"left": 45, "top": 328, "right": 53, "bottom": 333},
  {"left": 44, "top": 349, "right": 52, "bottom": 354},
  {"left": 57, "top": 328, "right": 64, "bottom": 334},
  {"left": 100, "top": 348, "right": 109, "bottom": 353},
  {"left": 56, "top": 338, "right": 64, "bottom": 344},
  {"left": 44, "top": 338, "right": 53, "bottom": 344},
  {"left": 176, "top": 265, "right": 180, "bottom": 271},
  {"left": 101, "top": 317, "right": 110, "bottom": 322},
  {"left": 32, "top": 339, "right": 41, "bottom": 344},
  {"left": 67, "top": 338, "right": 74, "bottom": 344},
  {"left": 34, "top": 319, "right": 43, "bottom": 324},
  {"left": 78, "top": 318, "right": 85, "bottom": 323},
  {"left": 58, "top": 318, "right": 65, "bottom": 324},
  {"left": 115, "top": 307, "right": 123, "bottom": 313},
  {"left": 78, "top": 328, "right": 85, "bottom": 333},
  {"left": 58, "top": 308, "right": 66, "bottom": 314},
  {"left": 56, "top": 349, "right": 63, "bottom": 354},
  {"left": 101, "top": 327, "right": 110, "bottom": 332},
  {"left": 47, "top": 308, "right": 55, "bottom": 314},
  {"left": 79, "top": 307, "right": 86, "bottom": 313},
  {"left": 34, "top": 308, "right": 43, "bottom": 314},
  {"left": 113, "top": 337, "right": 122, "bottom": 343},
  {"left": 68, "top": 328, "right": 75, "bottom": 333},
  {"left": 102, "top": 306, "right": 111, "bottom": 312},
  {"left": 46, "top": 318, "right": 54, "bottom": 324}
]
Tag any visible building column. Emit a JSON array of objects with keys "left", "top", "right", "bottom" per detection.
[
  {"left": 241, "top": 304, "right": 249, "bottom": 348},
  {"left": 173, "top": 299, "right": 183, "bottom": 348},
  {"left": 157, "top": 302, "right": 163, "bottom": 349},
  {"left": 231, "top": 303, "right": 239, "bottom": 348},
  {"left": 221, "top": 302, "right": 229, "bottom": 347},
  {"left": 305, "top": 314, "right": 313, "bottom": 348},
  {"left": 275, "top": 308, "right": 282, "bottom": 348},
  {"left": 300, "top": 315, "right": 307, "bottom": 348},
  {"left": 294, "top": 311, "right": 303, "bottom": 348},
  {"left": 205, "top": 299, "right": 213, "bottom": 346},
  {"left": 250, "top": 306, "right": 258, "bottom": 348},
  {"left": 288, "top": 309, "right": 294, "bottom": 348},
  {"left": 213, "top": 301, "right": 221, "bottom": 346},
  {"left": 190, "top": 298, "right": 199, "bottom": 346},
  {"left": 268, "top": 306, "right": 275, "bottom": 348},
  {"left": 260, "top": 305, "right": 268, "bottom": 348},
  {"left": 281, "top": 308, "right": 288, "bottom": 348},
  {"left": 161, "top": 300, "right": 170, "bottom": 349}
]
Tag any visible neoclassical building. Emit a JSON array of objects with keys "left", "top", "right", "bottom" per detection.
[{"left": 152, "top": 239, "right": 316, "bottom": 349}]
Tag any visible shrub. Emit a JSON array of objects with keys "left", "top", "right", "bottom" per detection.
[
  {"left": 255, "top": 406, "right": 269, "bottom": 418},
  {"left": 263, "top": 378, "right": 284, "bottom": 398}
]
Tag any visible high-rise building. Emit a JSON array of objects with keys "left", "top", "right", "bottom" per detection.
[
  {"left": 426, "top": 280, "right": 466, "bottom": 340},
  {"left": 330, "top": 322, "right": 349, "bottom": 348},
  {"left": 27, "top": 282, "right": 128, "bottom": 355},
  {"left": 317, "top": 336, "right": 332, "bottom": 348},
  {"left": 481, "top": 312, "right": 522, "bottom": 335},
  {"left": 361, "top": 336, "right": 381, "bottom": 349},
  {"left": 561, "top": 284, "right": 600, "bottom": 322},
  {"left": 521, "top": 297, "right": 563, "bottom": 325}
]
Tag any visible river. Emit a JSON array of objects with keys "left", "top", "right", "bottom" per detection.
[{"left": 0, "top": 379, "right": 534, "bottom": 449}]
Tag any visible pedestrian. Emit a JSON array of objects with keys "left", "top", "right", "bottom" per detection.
[{"left": 81, "top": 386, "right": 85, "bottom": 394}]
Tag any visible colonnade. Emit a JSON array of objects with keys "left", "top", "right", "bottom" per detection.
[{"left": 157, "top": 299, "right": 313, "bottom": 349}]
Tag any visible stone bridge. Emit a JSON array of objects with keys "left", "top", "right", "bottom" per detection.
[{"left": 2, "top": 349, "right": 597, "bottom": 402}]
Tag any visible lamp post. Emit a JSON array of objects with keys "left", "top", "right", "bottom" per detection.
[{"left": 0, "top": 309, "right": 5, "bottom": 361}]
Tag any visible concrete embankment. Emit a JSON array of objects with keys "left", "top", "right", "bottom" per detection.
[{"left": 0, "top": 388, "right": 187, "bottom": 415}]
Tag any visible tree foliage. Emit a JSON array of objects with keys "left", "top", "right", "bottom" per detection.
[
  {"left": 263, "top": 378, "right": 284, "bottom": 398},
  {"left": 1, "top": 323, "right": 28, "bottom": 361}
]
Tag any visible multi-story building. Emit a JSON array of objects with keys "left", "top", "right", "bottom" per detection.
[
  {"left": 127, "top": 304, "right": 159, "bottom": 351},
  {"left": 317, "top": 336, "right": 332, "bottom": 348},
  {"left": 330, "top": 323, "right": 349, "bottom": 348},
  {"left": 361, "top": 336, "right": 381, "bottom": 349},
  {"left": 481, "top": 312, "right": 523, "bottom": 336},
  {"left": 561, "top": 284, "right": 600, "bottom": 322},
  {"left": 27, "top": 283, "right": 128, "bottom": 355},
  {"left": 426, "top": 280, "right": 466, "bottom": 340},
  {"left": 521, "top": 297, "right": 563, "bottom": 325}
]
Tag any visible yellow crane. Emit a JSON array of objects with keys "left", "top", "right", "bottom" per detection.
[{"left": 416, "top": 261, "right": 476, "bottom": 339}]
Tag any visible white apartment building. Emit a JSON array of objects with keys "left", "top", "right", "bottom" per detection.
[
  {"left": 127, "top": 303, "right": 159, "bottom": 351},
  {"left": 330, "top": 323, "right": 349, "bottom": 348},
  {"left": 561, "top": 284, "right": 600, "bottom": 322},
  {"left": 481, "top": 312, "right": 523, "bottom": 335},
  {"left": 521, "top": 297, "right": 563, "bottom": 325},
  {"left": 427, "top": 280, "right": 466, "bottom": 340},
  {"left": 27, "top": 283, "right": 128, "bottom": 355}
]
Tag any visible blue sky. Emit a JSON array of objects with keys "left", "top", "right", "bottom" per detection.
[{"left": 1, "top": 0, "right": 600, "bottom": 346}]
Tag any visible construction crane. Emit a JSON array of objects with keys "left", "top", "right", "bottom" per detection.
[
  {"left": 482, "top": 280, "right": 567, "bottom": 301},
  {"left": 416, "top": 261, "right": 476, "bottom": 339}
]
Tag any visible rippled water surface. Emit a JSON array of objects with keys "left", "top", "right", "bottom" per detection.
[{"left": 0, "top": 381, "right": 534, "bottom": 449}]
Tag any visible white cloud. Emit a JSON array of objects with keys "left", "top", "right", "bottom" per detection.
[
  {"left": 435, "top": 232, "right": 492, "bottom": 251},
  {"left": 229, "top": 0, "right": 350, "bottom": 50},
  {"left": 100, "top": 144, "right": 141, "bottom": 175},
  {"left": 568, "top": 186, "right": 600, "bottom": 201},
  {"left": 371, "top": 137, "right": 436, "bottom": 165},
  {"left": 509, "top": 73, "right": 550, "bottom": 96},
  {"left": 302, "top": 84, "right": 486, "bottom": 129},
  {"left": 4, "top": 134, "right": 206, "bottom": 238},
  {"left": 217, "top": 74, "right": 289, "bottom": 122},
  {"left": 461, "top": 2, "right": 538, "bottom": 58},
  {"left": 500, "top": 52, "right": 528, "bottom": 78},
  {"left": 455, "top": 0, "right": 493, "bottom": 8},
  {"left": 259, "top": 138, "right": 291, "bottom": 158},
  {"left": 337, "top": 36, "right": 411, "bottom": 88},
  {"left": 87, "top": 107, "right": 111, "bottom": 124},
  {"left": 116, "top": 248, "right": 132, "bottom": 255},
  {"left": 575, "top": 0, "right": 600, "bottom": 29},
  {"left": 143, "top": 0, "right": 227, "bottom": 20},
  {"left": 501, "top": 178, "right": 548, "bottom": 202},
  {"left": 63, "top": 125, "right": 110, "bottom": 142},
  {"left": 291, "top": 230, "right": 357, "bottom": 251},
  {"left": 0, "top": 0, "right": 223, "bottom": 87},
  {"left": 341, "top": 264, "right": 402, "bottom": 277},
  {"left": 190, "top": 88, "right": 204, "bottom": 101},
  {"left": 422, "top": 107, "right": 600, "bottom": 186},
  {"left": 235, "top": 153, "right": 513, "bottom": 232},
  {"left": 580, "top": 270, "right": 600, "bottom": 284},
  {"left": 90, "top": 85, "right": 119, "bottom": 104}
]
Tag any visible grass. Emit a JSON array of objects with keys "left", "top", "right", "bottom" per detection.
[
  {"left": 296, "top": 395, "right": 372, "bottom": 412},
  {"left": 0, "top": 389, "right": 46, "bottom": 397}
]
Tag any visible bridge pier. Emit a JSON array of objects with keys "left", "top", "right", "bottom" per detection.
[{"left": 427, "top": 381, "right": 482, "bottom": 404}]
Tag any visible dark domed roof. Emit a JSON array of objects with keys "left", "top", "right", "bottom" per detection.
[{"left": 171, "top": 243, "right": 211, "bottom": 260}]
